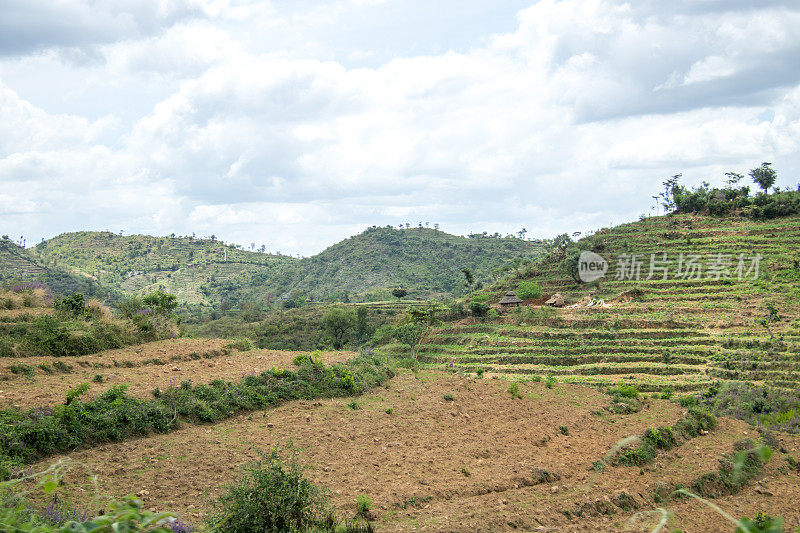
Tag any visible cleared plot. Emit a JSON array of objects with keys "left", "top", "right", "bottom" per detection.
[
  {"left": 0, "top": 338, "right": 354, "bottom": 408},
  {"left": 32, "top": 370, "right": 800, "bottom": 532}
]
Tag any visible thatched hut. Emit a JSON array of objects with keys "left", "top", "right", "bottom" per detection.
[{"left": 498, "top": 291, "right": 523, "bottom": 308}]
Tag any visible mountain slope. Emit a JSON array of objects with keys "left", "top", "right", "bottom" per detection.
[
  {"left": 0, "top": 237, "right": 110, "bottom": 297},
  {"left": 32, "top": 227, "right": 545, "bottom": 305},
  {"left": 279, "top": 226, "right": 544, "bottom": 301},
  {"left": 414, "top": 213, "right": 800, "bottom": 394}
]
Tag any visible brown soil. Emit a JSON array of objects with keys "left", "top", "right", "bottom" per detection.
[
  {"left": 0, "top": 338, "right": 355, "bottom": 408},
  {"left": 30, "top": 370, "right": 800, "bottom": 532}
]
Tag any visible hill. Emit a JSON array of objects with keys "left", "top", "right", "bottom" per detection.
[
  {"left": 32, "top": 227, "right": 544, "bottom": 307},
  {"left": 277, "top": 226, "right": 544, "bottom": 302},
  {"left": 409, "top": 213, "right": 800, "bottom": 398},
  {"left": 0, "top": 237, "right": 110, "bottom": 298}
]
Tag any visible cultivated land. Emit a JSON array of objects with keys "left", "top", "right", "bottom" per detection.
[
  {"left": 3, "top": 212, "right": 800, "bottom": 531},
  {"left": 26, "top": 369, "right": 800, "bottom": 532},
  {"left": 413, "top": 214, "right": 800, "bottom": 393}
]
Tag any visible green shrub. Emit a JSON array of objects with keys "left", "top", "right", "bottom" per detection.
[
  {"left": 9, "top": 363, "right": 35, "bottom": 377},
  {"left": 610, "top": 384, "right": 639, "bottom": 399},
  {"left": 516, "top": 281, "right": 542, "bottom": 300},
  {"left": 468, "top": 301, "right": 489, "bottom": 317},
  {"left": 507, "top": 382, "right": 523, "bottom": 399},
  {"left": 0, "top": 339, "right": 13, "bottom": 357},
  {"left": 207, "top": 447, "right": 332, "bottom": 533},
  {"left": 54, "top": 293, "right": 88, "bottom": 318},
  {"left": 356, "top": 493, "right": 372, "bottom": 518},
  {"left": 226, "top": 338, "right": 254, "bottom": 352},
  {"left": 544, "top": 374, "right": 556, "bottom": 389},
  {"left": 559, "top": 425, "right": 569, "bottom": 436},
  {"left": 443, "top": 393, "right": 455, "bottom": 402}
]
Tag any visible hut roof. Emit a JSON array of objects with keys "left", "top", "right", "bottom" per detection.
[{"left": 498, "top": 291, "right": 523, "bottom": 305}]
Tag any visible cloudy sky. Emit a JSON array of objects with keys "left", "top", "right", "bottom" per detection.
[{"left": 1, "top": 0, "right": 799, "bottom": 255}]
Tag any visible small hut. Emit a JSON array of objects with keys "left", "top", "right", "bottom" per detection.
[{"left": 498, "top": 291, "right": 523, "bottom": 308}]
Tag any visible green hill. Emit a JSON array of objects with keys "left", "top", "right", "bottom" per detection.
[
  {"left": 33, "top": 231, "right": 296, "bottom": 306},
  {"left": 31, "top": 227, "right": 544, "bottom": 307},
  {"left": 274, "top": 226, "right": 544, "bottom": 302},
  {"left": 410, "top": 213, "right": 800, "bottom": 396},
  {"left": 0, "top": 237, "right": 110, "bottom": 298}
]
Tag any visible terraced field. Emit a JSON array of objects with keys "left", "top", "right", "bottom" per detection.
[{"left": 414, "top": 214, "right": 800, "bottom": 392}]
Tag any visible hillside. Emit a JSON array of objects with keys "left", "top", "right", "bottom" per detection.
[
  {"left": 278, "top": 226, "right": 544, "bottom": 301},
  {"left": 411, "top": 213, "right": 800, "bottom": 395},
  {"left": 32, "top": 227, "right": 544, "bottom": 306},
  {"left": 0, "top": 237, "right": 110, "bottom": 298}
]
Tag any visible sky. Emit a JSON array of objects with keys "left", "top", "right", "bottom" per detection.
[{"left": 1, "top": 0, "right": 799, "bottom": 256}]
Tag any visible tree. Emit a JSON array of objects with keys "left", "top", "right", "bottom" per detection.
[
  {"left": 564, "top": 245, "right": 583, "bottom": 284},
  {"left": 322, "top": 307, "right": 356, "bottom": 349},
  {"left": 391, "top": 288, "right": 407, "bottom": 300},
  {"left": 660, "top": 174, "right": 681, "bottom": 213},
  {"left": 550, "top": 233, "right": 572, "bottom": 252},
  {"left": 401, "top": 300, "right": 445, "bottom": 367},
  {"left": 355, "top": 306, "right": 370, "bottom": 341},
  {"left": 724, "top": 172, "right": 743, "bottom": 188},
  {"left": 750, "top": 162, "right": 777, "bottom": 193},
  {"left": 142, "top": 290, "right": 178, "bottom": 315},
  {"left": 461, "top": 268, "right": 474, "bottom": 292},
  {"left": 394, "top": 322, "right": 425, "bottom": 359}
]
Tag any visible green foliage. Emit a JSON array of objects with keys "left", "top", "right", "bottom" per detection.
[
  {"left": 225, "top": 338, "right": 254, "bottom": 352},
  {"left": 322, "top": 307, "right": 357, "bottom": 349},
  {"left": 735, "top": 512, "right": 784, "bottom": 533},
  {"left": 54, "top": 293, "right": 88, "bottom": 318},
  {"left": 515, "top": 280, "right": 542, "bottom": 300},
  {"left": 507, "top": 382, "right": 523, "bottom": 399},
  {"left": 64, "top": 383, "right": 90, "bottom": 405},
  {"left": 355, "top": 494, "right": 372, "bottom": 518},
  {"left": 391, "top": 288, "right": 407, "bottom": 299},
  {"left": 32, "top": 228, "right": 544, "bottom": 308},
  {"left": 667, "top": 170, "right": 800, "bottom": 219},
  {"left": 544, "top": 374, "right": 556, "bottom": 389},
  {"left": 690, "top": 442, "right": 771, "bottom": 499},
  {"left": 559, "top": 425, "right": 569, "bottom": 436},
  {"left": 443, "top": 393, "right": 455, "bottom": 402},
  {"left": 142, "top": 290, "right": 178, "bottom": 315},
  {"left": 610, "top": 384, "right": 639, "bottom": 399},
  {"left": 10, "top": 363, "right": 35, "bottom": 378},
  {"left": 207, "top": 446, "right": 332, "bottom": 533},
  {"left": 468, "top": 301, "right": 489, "bottom": 317},
  {"left": 750, "top": 162, "right": 777, "bottom": 193},
  {"left": 616, "top": 409, "right": 716, "bottom": 467}
]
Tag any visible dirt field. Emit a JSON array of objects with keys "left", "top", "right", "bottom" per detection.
[
  {"left": 0, "top": 338, "right": 355, "bottom": 408},
  {"left": 30, "top": 368, "right": 800, "bottom": 532}
]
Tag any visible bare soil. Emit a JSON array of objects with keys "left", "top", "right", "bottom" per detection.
[
  {"left": 29, "top": 369, "right": 800, "bottom": 532},
  {"left": 0, "top": 338, "right": 355, "bottom": 408}
]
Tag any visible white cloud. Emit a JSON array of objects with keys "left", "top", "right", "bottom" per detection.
[{"left": 1, "top": 0, "right": 800, "bottom": 254}]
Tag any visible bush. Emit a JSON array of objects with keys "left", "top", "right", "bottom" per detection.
[
  {"left": 468, "top": 301, "right": 489, "bottom": 317},
  {"left": 516, "top": 281, "right": 542, "bottom": 300},
  {"left": 443, "top": 393, "right": 455, "bottom": 402},
  {"left": 356, "top": 494, "right": 372, "bottom": 518},
  {"left": 225, "top": 338, "right": 254, "bottom": 352},
  {"left": 507, "top": 382, "right": 523, "bottom": 399},
  {"left": 544, "top": 374, "right": 556, "bottom": 389},
  {"left": 207, "top": 447, "right": 332, "bottom": 533}
]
